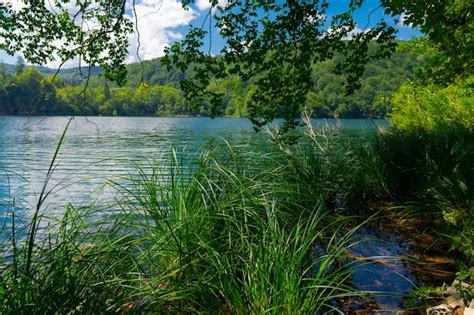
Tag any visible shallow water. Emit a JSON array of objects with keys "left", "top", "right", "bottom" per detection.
[
  {"left": 0, "top": 116, "right": 388, "bottom": 223},
  {"left": 347, "top": 220, "right": 453, "bottom": 311}
]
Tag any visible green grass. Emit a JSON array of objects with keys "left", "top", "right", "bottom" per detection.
[
  {"left": 0, "top": 119, "right": 471, "bottom": 313},
  {"left": 0, "top": 122, "right": 370, "bottom": 313},
  {"left": 375, "top": 124, "right": 474, "bottom": 266}
]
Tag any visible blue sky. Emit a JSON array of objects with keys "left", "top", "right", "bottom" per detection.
[
  {"left": 193, "top": 0, "right": 420, "bottom": 55},
  {"left": 0, "top": 0, "right": 420, "bottom": 68}
]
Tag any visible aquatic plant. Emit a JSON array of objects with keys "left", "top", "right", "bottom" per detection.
[
  {"left": 374, "top": 125, "right": 474, "bottom": 266},
  {"left": 1, "top": 115, "right": 471, "bottom": 313},
  {"left": 0, "top": 123, "right": 370, "bottom": 313}
]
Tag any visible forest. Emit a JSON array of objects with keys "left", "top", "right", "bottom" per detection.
[
  {"left": 0, "top": 0, "right": 473, "bottom": 313},
  {"left": 0, "top": 46, "right": 420, "bottom": 118}
]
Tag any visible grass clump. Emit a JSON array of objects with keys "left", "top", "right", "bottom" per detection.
[
  {"left": 375, "top": 125, "right": 474, "bottom": 266},
  {"left": 0, "top": 125, "right": 367, "bottom": 313},
  {"left": 1, "top": 116, "right": 471, "bottom": 313}
]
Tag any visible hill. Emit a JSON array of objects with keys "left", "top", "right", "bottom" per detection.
[{"left": 0, "top": 45, "right": 421, "bottom": 118}]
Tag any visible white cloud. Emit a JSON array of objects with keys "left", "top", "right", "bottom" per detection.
[
  {"left": 195, "top": 0, "right": 212, "bottom": 11},
  {"left": 127, "top": 0, "right": 197, "bottom": 63},
  {"left": 46, "top": 0, "right": 198, "bottom": 65},
  {"left": 195, "top": 0, "right": 228, "bottom": 12},
  {"left": 397, "top": 13, "right": 413, "bottom": 28}
]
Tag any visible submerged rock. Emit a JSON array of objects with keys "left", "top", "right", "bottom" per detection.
[{"left": 446, "top": 293, "right": 465, "bottom": 308}]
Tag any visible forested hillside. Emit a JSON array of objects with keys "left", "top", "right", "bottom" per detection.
[{"left": 0, "top": 45, "right": 420, "bottom": 117}]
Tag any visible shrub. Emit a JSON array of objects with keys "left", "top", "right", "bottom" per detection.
[{"left": 390, "top": 76, "right": 474, "bottom": 130}]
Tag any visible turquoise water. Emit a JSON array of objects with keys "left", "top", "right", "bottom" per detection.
[
  {"left": 0, "top": 116, "right": 388, "bottom": 221},
  {"left": 1, "top": 116, "right": 450, "bottom": 310}
]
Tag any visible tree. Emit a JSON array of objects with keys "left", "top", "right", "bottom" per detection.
[
  {"left": 1, "top": 1, "right": 133, "bottom": 85},
  {"left": 0, "top": 0, "right": 398, "bottom": 129},
  {"left": 390, "top": 76, "right": 474, "bottom": 130},
  {"left": 7, "top": 68, "right": 49, "bottom": 114},
  {"left": 103, "top": 80, "right": 111, "bottom": 100},
  {"left": 163, "top": 1, "right": 397, "bottom": 130},
  {"left": 163, "top": 0, "right": 472, "bottom": 128},
  {"left": 0, "top": 60, "right": 6, "bottom": 80},
  {"left": 382, "top": 0, "right": 474, "bottom": 84},
  {"left": 1, "top": 1, "right": 469, "bottom": 127}
]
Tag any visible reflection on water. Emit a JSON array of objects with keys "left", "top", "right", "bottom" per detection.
[
  {"left": 351, "top": 225, "right": 418, "bottom": 310},
  {"left": 2, "top": 116, "right": 450, "bottom": 310},
  {"left": 348, "top": 220, "right": 453, "bottom": 311},
  {"left": 0, "top": 116, "right": 388, "bottom": 227}
]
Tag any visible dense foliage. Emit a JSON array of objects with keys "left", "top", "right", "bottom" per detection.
[
  {"left": 381, "top": 0, "right": 474, "bottom": 84},
  {"left": 380, "top": 1, "right": 474, "bottom": 280},
  {"left": 164, "top": 0, "right": 397, "bottom": 129},
  {"left": 376, "top": 126, "right": 474, "bottom": 266},
  {"left": 1, "top": 0, "right": 401, "bottom": 128},
  {"left": 165, "top": 0, "right": 473, "bottom": 128},
  {"left": 2, "top": 1, "right": 471, "bottom": 127},
  {"left": 0, "top": 66, "right": 60, "bottom": 115},
  {"left": 0, "top": 47, "right": 419, "bottom": 117},
  {"left": 390, "top": 75, "right": 474, "bottom": 130}
]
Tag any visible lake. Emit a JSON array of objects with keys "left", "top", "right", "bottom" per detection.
[
  {"left": 0, "top": 116, "right": 452, "bottom": 310},
  {"left": 0, "top": 116, "right": 388, "bottom": 223}
]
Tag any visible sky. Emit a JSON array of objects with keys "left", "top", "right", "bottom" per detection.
[{"left": 0, "top": 0, "right": 420, "bottom": 68}]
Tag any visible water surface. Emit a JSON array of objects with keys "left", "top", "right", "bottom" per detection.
[
  {"left": 0, "top": 116, "right": 387, "bottom": 221},
  {"left": 0, "top": 116, "right": 452, "bottom": 311}
]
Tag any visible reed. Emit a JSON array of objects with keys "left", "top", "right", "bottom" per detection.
[
  {"left": 0, "top": 123, "right": 368, "bottom": 313},
  {"left": 1, "top": 119, "right": 471, "bottom": 313}
]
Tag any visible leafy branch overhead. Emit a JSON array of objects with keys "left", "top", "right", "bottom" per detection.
[
  {"left": 162, "top": 0, "right": 473, "bottom": 128},
  {"left": 1, "top": 1, "right": 472, "bottom": 129},
  {"left": 0, "top": 0, "right": 397, "bottom": 129},
  {"left": 163, "top": 0, "right": 397, "bottom": 130},
  {"left": 381, "top": 0, "right": 474, "bottom": 85},
  {"left": 0, "top": 1, "right": 133, "bottom": 85}
]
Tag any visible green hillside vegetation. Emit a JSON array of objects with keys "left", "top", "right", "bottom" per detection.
[
  {"left": 0, "top": 45, "right": 420, "bottom": 117},
  {"left": 1, "top": 0, "right": 473, "bottom": 312},
  {"left": 390, "top": 75, "right": 474, "bottom": 130}
]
